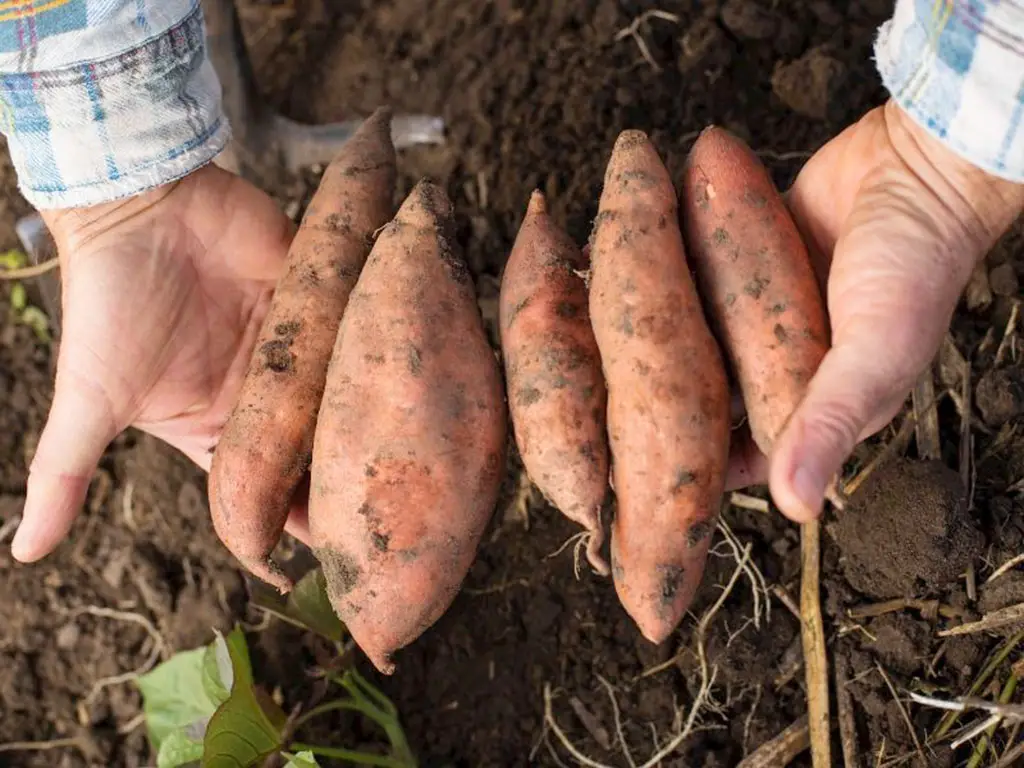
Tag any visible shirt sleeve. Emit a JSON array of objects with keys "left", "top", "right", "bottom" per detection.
[
  {"left": 0, "top": 0, "right": 229, "bottom": 210},
  {"left": 875, "top": 0, "right": 1024, "bottom": 184}
]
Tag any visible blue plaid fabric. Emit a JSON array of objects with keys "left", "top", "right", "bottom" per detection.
[
  {"left": 0, "top": 0, "right": 227, "bottom": 209},
  {"left": 876, "top": 0, "right": 1024, "bottom": 182},
  {"left": 0, "top": 1, "right": 1018, "bottom": 209}
]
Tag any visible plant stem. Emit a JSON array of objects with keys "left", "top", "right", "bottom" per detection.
[
  {"left": 293, "top": 699, "right": 379, "bottom": 732},
  {"left": 289, "top": 742, "right": 406, "bottom": 768}
]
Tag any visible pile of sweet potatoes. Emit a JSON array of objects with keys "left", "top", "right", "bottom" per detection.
[
  {"left": 503, "top": 127, "right": 828, "bottom": 642},
  {"left": 209, "top": 109, "right": 828, "bottom": 668}
]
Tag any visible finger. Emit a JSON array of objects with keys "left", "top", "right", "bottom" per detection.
[{"left": 12, "top": 372, "right": 118, "bottom": 562}]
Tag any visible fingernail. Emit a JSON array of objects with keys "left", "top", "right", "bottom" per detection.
[
  {"left": 10, "top": 522, "right": 36, "bottom": 562},
  {"left": 791, "top": 465, "right": 825, "bottom": 519}
]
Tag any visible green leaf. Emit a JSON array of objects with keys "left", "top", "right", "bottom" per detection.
[
  {"left": 201, "top": 626, "right": 283, "bottom": 768},
  {"left": 0, "top": 249, "right": 26, "bottom": 269},
  {"left": 156, "top": 729, "right": 204, "bottom": 768},
  {"left": 137, "top": 648, "right": 224, "bottom": 751},
  {"left": 201, "top": 633, "right": 234, "bottom": 705},
  {"left": 19, "top": 305, "right": 50, "bottom": 343},
  {"left": 9, "top": 282, "right": 25, "bottom": 311},
  {"left": 287, "top": 569, "right": 345, "bottom": 642},
  {"left": 285, "top": 751, "right": 320, "bottom": 768},
  {"left": 249, "top": 567, "right": 345, "bottom": 642}
]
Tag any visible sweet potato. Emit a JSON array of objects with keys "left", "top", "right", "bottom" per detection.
[
  {"left": 500, "top": 191, "right": 610, "bottom": 575},
  {"left": 589, "top": 130, "right": 731, "bottom": 643},
  {"left": 208, "top": 108, "right": 397, "bottom": 591},
  {"left": 310, "top": 180, "right": 507, "bottom": 674},
  {"left": 681, "top": 126, "right": 828, "bottom": 456}
]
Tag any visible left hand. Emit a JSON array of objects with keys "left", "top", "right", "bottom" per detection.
[{"left": 11, "top": 164, "right": 306, "bottom": 562}]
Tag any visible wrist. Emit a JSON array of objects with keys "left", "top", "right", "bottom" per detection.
[
  {"left": 884, "top": 99, "right": 1024, "bottom": 258},
  {"left": 40, "top": 179, "right": 182, "bottom": 259}
]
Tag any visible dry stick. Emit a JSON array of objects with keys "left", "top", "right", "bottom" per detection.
[
  {"left": 995, "top": 737, "right": 1024, "bottom": 768},
  {"left": 876, "top": 664, "right": 928, "bottom": 765},
  {"left": 770, "top": 583, "right": 801, "bottom": 620},
  {"left": 965, "top": 673, "right": 1018, "bottom": 768},
  {"left": 0, "top": 258, "right": 59, "bottom": 281},
  {"left": 735, "top": 715, "right": 810, "bottom": 768},
  {"left": 913, "top": 367, "right": 942, "bottom": 460},
  {"left": 835, "top": 655, "right": 861, "bottom": 768},
  {"left": 843, "top": 411, "right": 919, "bottom": 498},
  {"left": 848, "top": 598, "right": 963, "bottom": 621},
  {"left": 0, "top": 513, "right": 21, "bottom": 545},
  {"left": 986, "top": 552, "right": 1024, "bottom": 585},
  {"left": 0, "top": 737, "right": 84, "bottom": 754},
  {"left": 931, "top": 629, "right": 1024, "bottom": 741},
  {"left": 596, "top": 675, "right": 634, "bottom": 767},
  {"left": 938, "top": 603, "right": 1024, "bottom": 637},
  {"left": 568, "top": 696, "right": 612, "bottom": 753},
  {"left": 801, "top": 518, "right": 831, "bottom": 768},
  {"left": 730, "top": 492, "right": 770, "bottom": 515},
  {"left": 960, "top": 361, "right": 974, "bottom": 500},
  {"left": 995, "top": 299, "right": 1020, "bottom": 368}
]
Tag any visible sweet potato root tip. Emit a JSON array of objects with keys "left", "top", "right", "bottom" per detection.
[
  {"left": 500, "top": 189, "right": 611, "bottom": 575},
  {"left": 209, "top": 108, "right": 397, "bottom": 589},
  {"left": 311, "top": 179, "right": 506, "bottom": 672},
  {"left": 681, "top": 125, "right": 828, "bottom": 457},
  {"left": 591, "top": 130, "right": 731, "bottom": 642}
]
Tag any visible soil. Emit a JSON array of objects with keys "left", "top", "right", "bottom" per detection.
[{"left": 3, "top": 0, "right": 1024, "bottom": 767}]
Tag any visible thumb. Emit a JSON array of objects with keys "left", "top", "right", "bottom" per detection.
[
  {"left": 12, "top": 368, "right": 118, "bottom": 562},
  {"left": 768, "top": 198, "right": 972, "bottom": 523}
]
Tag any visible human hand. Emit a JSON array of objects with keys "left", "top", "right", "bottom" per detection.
[
  {"left": 764, "top": 99, "right": 1024, "bottom": 521},
  {"left": 10, "top": 164, "right": 308, "bottom": 562}
]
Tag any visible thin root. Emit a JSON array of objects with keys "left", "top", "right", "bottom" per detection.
[{"left": 614, "top": 10, "right": 680, "bottom": 72}]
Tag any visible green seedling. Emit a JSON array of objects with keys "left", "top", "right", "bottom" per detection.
[
  {"left": 1, "top": 248, "right": 50, "bottom": 342},
  {"left": 136, "top": 568, "right": 416, "bottom": 768}
]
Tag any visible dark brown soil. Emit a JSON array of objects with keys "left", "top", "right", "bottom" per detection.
[
  {"left": 834, "top": 458, "right": 984, "bottom": 600},
  {"left": 4, "top": 1, "right": 1024, "bottom": 766}
]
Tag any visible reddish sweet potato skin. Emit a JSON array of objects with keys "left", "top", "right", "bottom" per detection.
[
  {"left": 208, "top": 108, "right": 397, "bottom": 591},
  {"left": 500, "top": 191, "right": 610, "bottom": 574},
  {"left": 589, "top": 131, "right": 731, "bottom": 644},
  {"left": 681, "top": 126, "right": 828, "bottom": 455},
  {"left": 310, "top": 180, "right": 507, "bottom": 674}
]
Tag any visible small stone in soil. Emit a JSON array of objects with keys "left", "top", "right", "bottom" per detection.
[
  {"left": 976, "top": 367, "right": 1024, "bottom": 427},
  {"left": 989, "top": 262, "right": 1019, "bottom": 297},
  {"left": 834, "top": 458, "right": 984, "bottom": 599},
  {"left": 677, "top": 18, "right": 732, "bottom": 74},
  {"left": 720, "top": 0, "right": 778, "bottom": 40},
  {"left": 771, "top": 46, "right": 847, "bottom": 120}
]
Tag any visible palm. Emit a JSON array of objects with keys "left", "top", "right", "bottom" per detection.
[
  {"left": 12, "top": 166, "right": 294, "bottom": 562},
  {"left": 55, "top": 168, "right": 291, "bottom": 469}
]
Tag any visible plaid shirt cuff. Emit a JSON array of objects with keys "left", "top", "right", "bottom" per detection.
[
  {"left": 875, "top": 0, "right": 1024, "bottom": 184},
  {"left": 0, "top": 2, "right": 228, "bottom": 209}
]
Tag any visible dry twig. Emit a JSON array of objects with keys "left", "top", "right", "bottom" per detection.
[
  {"left": 985, "top": 552, "right": 1024, "bottom": 585},
  {"left": 843, "top": 412, "right": 919, "bottom": 498},
  {"left": 876, "top": 664, "right": 927, "bottom": 765},
  {"left": 847, "top": 597, "right": 963, "bottom": 621},
  {"left": 0, "top": 737, "right": 84, "bottom": 754},
  {"left": 802, "top": 519, "right": 830, "bottom": 767},
  {"left": 0, "top": 257, "right": 59, "bottom": 281},
  {"left": 938, "top": 603, "right": 1024, "bottom": 637},
  {"left": 735, "top": 715, "right": 810, "bottom": 767},
  {"left": 995, "top": 299, "right": 1020, "bottom": 367},
  {"left": 930, "top": 629, "right": 1024, "bottom": 741},
  {"left": 835, "top": 654, "right": 861, "bottom": 768},
  {"left": 729, "top": 492, "right": 770, "bottom": 515},
  {"left": 913, "top": 368, "right": 942, "bottom": 460}
]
